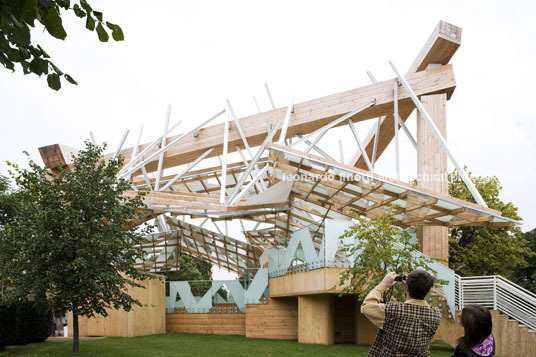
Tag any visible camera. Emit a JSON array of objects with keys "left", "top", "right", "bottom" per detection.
[{"left": 394, "top": 275, "right": 407, "bottom": 282}]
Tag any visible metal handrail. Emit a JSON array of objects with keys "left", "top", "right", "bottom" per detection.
[{"left": 455, "top": 274, "right": 536, "bottom": 331}]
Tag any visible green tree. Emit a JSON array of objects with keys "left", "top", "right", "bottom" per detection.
[
  {"left": 338, "top": 206, "right": 442, "bottom": 302},
  {"left": 448, "top": 169, "right": 531, "bottom": 279},
  {"left": 0, "top": 175, "right": 18, "bottom": 301},
  {"left": 515, "top": 228, "right": 536, "bottom": 292},
  {"left": 161, "top": 255, "right": 212, "bottom": 297},
  {"left": 4, "top": 142, "right": 152, "bottom": 355},
  {"left": 0, "top": 0, "right": 124, "bottom": 90}
]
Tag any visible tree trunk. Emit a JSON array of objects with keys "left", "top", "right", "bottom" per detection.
[{"left": 72, "top": 312, "right": 79, "bottom": 355}]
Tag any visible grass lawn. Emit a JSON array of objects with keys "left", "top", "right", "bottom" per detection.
[{"left": 3, "top": 333, "right": 454, "bottom": 356}]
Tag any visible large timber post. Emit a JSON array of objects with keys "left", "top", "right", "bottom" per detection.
[
  {"left": 416, "top": 93, "right": 449, "bottom": 263},
  {"left": 298, "top": 295, "right": 334, "bottom": 344}
]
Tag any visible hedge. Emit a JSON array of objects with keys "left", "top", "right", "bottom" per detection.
[{"left": 0, "top": 301, "right": 52, "bottom": 349}]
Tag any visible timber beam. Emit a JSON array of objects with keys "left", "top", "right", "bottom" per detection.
[
  {"left": 39, "top": 65, "right": 456, "bottom": 173},
  {"left": 353, "top": 20, "right": 462, "bottom": 169}
]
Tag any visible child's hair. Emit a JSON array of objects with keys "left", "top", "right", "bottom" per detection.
[{"left": 458, "top": 305, "right": 492, "bottom": 348}]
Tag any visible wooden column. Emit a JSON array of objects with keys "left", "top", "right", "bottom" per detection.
[
  {"left": 355, "top": 301, "right": 379, "bottom": 344},
  {"left": 417, "top": 93, "right": 449, "bottom": 263},
  {"left": 298, "top": 295, "right": 334, "bottom": 344}
]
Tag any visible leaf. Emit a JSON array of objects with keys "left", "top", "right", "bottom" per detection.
[
  {"left": 106, "top": 22, "right": 124, "bottom": 41},
  {"left": 96, "top": 23, "right": 109, "bottom": 42},
  {"left": 7, "top": 0, "right": 26, "bottom": 19},
  {"left": 19, "top": 47, "right": 31, "bottom": 60},
  {"left": 21, "top": 0, "right": 37, "bottom": 26},
  {"left": 36, "top": 0, "right": 52, "bottom": 8},
  {"left": 80, "top": 0, "right": 93, "bottom": 13},
  {"left": 29, "top": 57, "right": 49, "bottom": 76},
  {"left": 64, "top": 74, "right": 78, "bottom": 85},
  {"left": 85, "top": 15, "right": 95, "bottom": 31},
  {"left": 73, "top": 4, "right": 85, "bottom": 18},
  {"left": 93, "top": 11, "right": 103, "bottom": 22},
  {"left": 47, "top": 73, "right": 61, "bottom": 90},
  {"left": 44, "top": 8, "right": 67, "bottom": 40},
  {"left": 20, "top": 60, "right": 31, "bottom": 74},
  {"left": 56, "top": 0, "right": 71, "bottom": 9},
  {"left": 0, "top": 53, "right": 15, "bottom": 70},
  {"left": 7, "top": 49, "right": 22, "bottom": 62},
  {"left": 0, "top": 34, "right": 9, "bottom": 51},
  {"left": 12, "top": 24, "right": 31, "bottom": 46}
]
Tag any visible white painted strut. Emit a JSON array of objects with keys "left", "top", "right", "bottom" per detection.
[
  {"left": 113, "top": 129, "right": 130, "bottom": 160},
  {"left": 394, "top": 82, "right": 400, "bottom": 180},
  {"left": 220, "top": 107, "right": 230, "bottom": 205},
  {"left": 155, "top": 104, "right": 172, "bottom": 191},
  {"left": 118, "top": 119, "right": 182, "bottom": 175},
  {"left": 305, "top": 99, "right": 376, "bottom": 153},
  {"left": 161, "top": 147, "right": 215, "bottom": 191},
  {"left": 277, "top": 94, "right": 295, "bottom": 146},
  {"left": 230, "top": 165, "right": 270, "bottom": 206},
  {"left": 120, "top": 109, "right": 225, "bottom": 178},
  {"left": 264, "top": 83, "right": 276, "bottom": 110}
]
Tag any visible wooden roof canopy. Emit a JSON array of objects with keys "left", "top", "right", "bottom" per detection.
[{"left": 38, "top": 21, "right": 519, "bottom": 273}]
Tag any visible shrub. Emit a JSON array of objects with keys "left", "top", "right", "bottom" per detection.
[
  {"left": 0, "top": 301, "right": 52, "bottom": 348},
  {"left": 0, "top": 304, "right": 15, "bottom": 349}
]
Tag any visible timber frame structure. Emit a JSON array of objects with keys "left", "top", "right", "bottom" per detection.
[{"left": 39, "top": 21, "right": 533, "bottom": 351}]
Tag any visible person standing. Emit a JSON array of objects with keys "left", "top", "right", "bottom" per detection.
[{"left": 361, "top": 270, "right": 442, "bottom": 357}]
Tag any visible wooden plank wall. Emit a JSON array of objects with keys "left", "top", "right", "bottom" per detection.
[
  {"left": 245, "top": 297, "right": 298, "bottom": 340},
  {"left": 166, "top": 313, "right": 245, "bottom": 336}
]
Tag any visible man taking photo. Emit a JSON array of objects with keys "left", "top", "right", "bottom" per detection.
[{"left": 361, "top": 270, "right": 442, "bottom": 357}]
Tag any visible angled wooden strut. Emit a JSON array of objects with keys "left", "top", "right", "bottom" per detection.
[{"left": 352, "top": 20, "right": 462, "bottom": 169}]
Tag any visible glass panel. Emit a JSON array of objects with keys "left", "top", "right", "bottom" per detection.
[{"left": 166, "top": 268, "right": 269, "bottom": 314}]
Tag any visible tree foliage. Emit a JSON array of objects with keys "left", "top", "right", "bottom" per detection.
[
  {"left": 161, "top": 254, "right": 212, "bottom": 296},
  {"left": 0, "top": 0, "right": 124, "bottom": 90},
  {"left": 0, "top": 175, "right": 18, "bottom": 301},
  {"left": 515, "top": 228, "right": 536, "bottom": 292},
  {"left": 338, "top": 207, "right": 443, "bottom": 302},
  {"left": 447, "top": 169, "right": 532, "bottom": 280},
  {"left": 3, "top": 142, "right": 152, "bottom": 354}
]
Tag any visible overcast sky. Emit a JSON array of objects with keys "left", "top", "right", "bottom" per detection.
[{"left": 1, "top": 0, "right": 535, "bottom": 278}]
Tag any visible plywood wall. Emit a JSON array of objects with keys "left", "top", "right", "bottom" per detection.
[
  {"left": 67, "top": 275, "right": 165, "bottom": 337},
  {"left": 246, "top": 297, "right": 299, "bottom": 340},
  {"left": 298, "top": 295, "right": 334, "bottom": 345}
]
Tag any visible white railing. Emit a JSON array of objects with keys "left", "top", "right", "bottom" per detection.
[{"left": 455, "top": 274, "right": 536, "bottom": 331}]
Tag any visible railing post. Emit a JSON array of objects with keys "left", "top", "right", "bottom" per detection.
[
  {"left": 493, "top": 275, "right": 497, "bottom": 310},
  {"left": 459, "top": 276, "right": 463, "bottom": 310}
]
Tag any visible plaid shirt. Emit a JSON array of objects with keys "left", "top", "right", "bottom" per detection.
[{"left": 368, "top": 301, "right": 441, "bottom": 357}]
